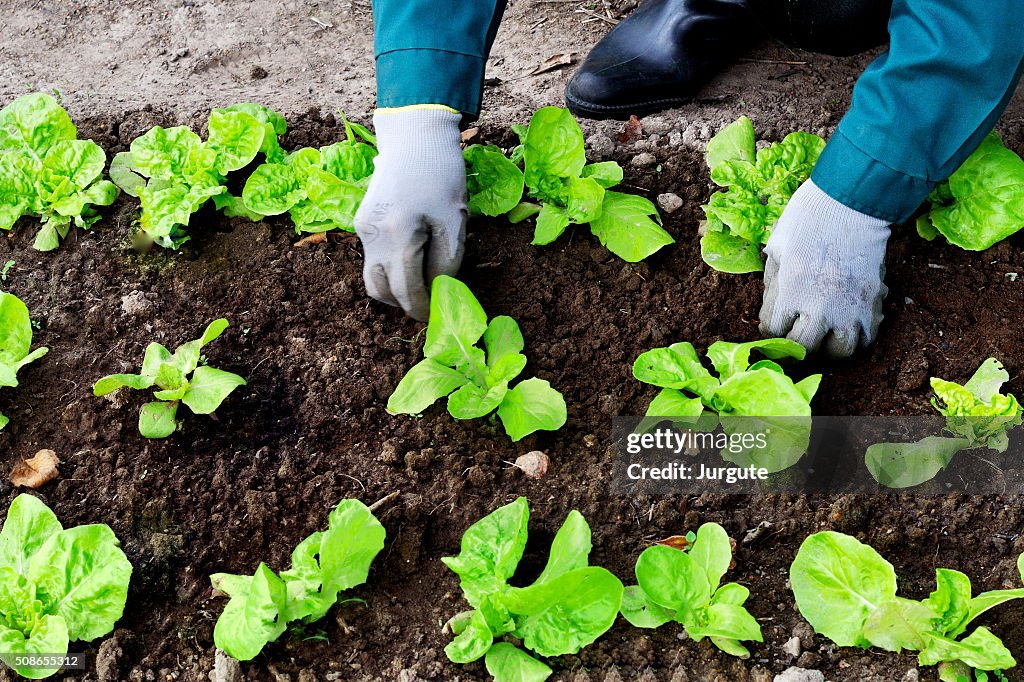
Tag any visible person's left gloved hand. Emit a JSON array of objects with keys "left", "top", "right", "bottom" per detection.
[{"left": 759, "top": 179, "right": 890, "bottom": 358}]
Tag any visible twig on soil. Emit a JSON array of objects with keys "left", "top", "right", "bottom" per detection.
[
  {"left": 341, "top": 473, "right": 366, "bottom": 492},
  {"left": 574, "top": 8, "right": 618, "bottom": 24},
  {"left": 368, "top": 490, "right": 400, "bottom": 513},
  {"left": 738, "top": 57, "right": 809, "bottom": 66}
]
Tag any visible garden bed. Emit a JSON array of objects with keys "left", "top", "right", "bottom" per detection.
[{"left": 2, "top": 0, "right": 1024, "bottom": 680}]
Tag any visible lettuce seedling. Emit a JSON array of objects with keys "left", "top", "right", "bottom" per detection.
[
  {"left": 242, "top": 113, "right": 377, "bottom": 234},
  {"left": 0, "top": 291, "right": 49, "bottom": 430},
  {"left": 621, "top": 523, "right": 762, "bottom": 658},
  {"left": 633, "top": 338, "right": 820, "bottom": 472},
  {"left": 866, "top": 358, "right": 1022, "bottom": 488},
  {"left": 0, "top": 93, "right": 118, "bottom": 251},
  {"left": 509, "top": 106, "right": 673, "bottom": 262},
  {"left": 792, "top": 532, "right": 1024, "bottom": 682},
  {"left": 210, "top": 498, "right": 385, "bottom": 661},
  {"left": 443, "top": 497, "right": 624, "bottom": 681},
  {"left": 110, "top": 104, "right": 284, "bottom": 248},
  {"left": 0, "top": 494, "right": 132, "bottom": 679},
  {"left": 917, "top": 132, "right": 1024, "bottom": 251},
  {"left": 93, "top": 318, "right": 246, "bottom": 438},
  {"left": 464, "top": 143, "right": 525, "bottom": 218},
  {"left": 387, "top": 276, "right": 566, "bottom": 441},
  {"left": 699, "top": 116, "right": 825, "bottom": 273}
]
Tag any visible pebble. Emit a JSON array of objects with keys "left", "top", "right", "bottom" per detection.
[
  {"left": 782, "top": 636, "right": 802, "bottom": 658},
  {"left": 774, "top": 667, "right": 825, "bottom": 682},
  {"left": 209, "top": 650, "right": 241, "bottom": 682},
  {"left": 96, "top": 637, "right": 123, "bottom": 682},
  {"left": 121, "top": 291, "right": 154, "bottom": 316},
  {"left": 631, "top": 152, "right": 657, "bottom": 167},
  {"left": 586, "top": 134, "right": 615, "bottom": 158},
  {"left": 657, "top": 193, "right": 683, "bottom": 214},
  {"left": 515, "top": 451, "right": 549, "bottom": 479}
]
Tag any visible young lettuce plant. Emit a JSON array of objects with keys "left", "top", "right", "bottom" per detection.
[
  {"left": 464, "top": 143, "right": 525, "bottom": 218},
  {"left": 866, "top": 358, "right": 1022, "bottom": 488},
  {"left": 699, "top": 116, "right": 825, "bottom": 273},
  {"left": 210, "top": 498, "right": 385, "bottom": 661},
  {"left": 110, "top": 104, "right": 285, "bottom": 248},
  {"left": 916, "top": 132, "right": 1024, "bottom": 251},
  {"left": 93, "top": 318, "right": 246, "bottom": 438},
  {"left": 633, "top": 338, "right": 820, "bottom": 472},
  {"left": 0, "top": 494, "right": 132, "bottom": 679},
  {"left": 0, "top": 93, "right": 118, "bottom": 250},
  {"left": 387, "top": 276, "right": 566, "bottom": 441},
  {"left": 621, "top": 523, "right": 762, "bottom": 658},
  {"left": 242, "top": 113, "right": 378, "bottom": 234},
  {"left": 509, "top": 106, "right": 674, "bottom": 262},
  {"left": 0, "top": 291, "right": 49, "bottom": 430},
  {"left": 792, "top": 532, "right": 1024, "bottom": 682},
  {"left": 443, "top": 497, "right": 624, "bottom": 681}
]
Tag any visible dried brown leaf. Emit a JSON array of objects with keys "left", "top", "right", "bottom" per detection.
[
  {"left": 655, "top": 535, "right": 691, "bottom": 550},
  {"left": 530, "top": 52, "right": 575, "bottom": 76},
  {"left": 616, "top": 115, "right": 643, "bottom": 144},
  {"left": 10, "top": 449, "right": 59, "bottom": 489},
  {"left": 294, "top": 232, "right": 329, "bottom": 248}
]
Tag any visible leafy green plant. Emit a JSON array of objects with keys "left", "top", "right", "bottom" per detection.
[
  {"left": 916, "top": 132, "right": 1024, "bottom": 251},
  {"left": 791, "top": 531, "right": 1024, "bottom": 682},
  {"left": 110, "top": 104, "right": 285, "bottom": 248},
  {"left": 241, "top": 114, "right": 377, "bottom": 234},
  {"left": 0, "top": 494, "right": 132, "bottom": 679},
  {"left": 621, "top": 523, "right": 762, "bottom": 658},
  {"left": 387, "top": 276, "right": 566, "bottom": 441},
  {"left": 464, "top": 143, "right": 525, "bottom": 218},
  {"left": 0, "top": 291, "right": 49, "bottom": 430},
  {"left": 866, "top": 358, "right": 1022, "bottom": 488},
  {"left": 633, "top": 338, "right": 820, "bottom": 472},
  {"left": 93, "top": 319, "right": 246, "bottom": 438},
  {"left": 443, "top": 497, "right": 623, "bottom": 681},
  {"left": 506, "top": 107, "right": 673, "bottom": 262},
  {"left": 0, "top": 93, "right": 118, "bottom": 251},
  {"left": 210, "top": 498, "right": 385, "bottom": 661},
  {"left": 699, "top": 116, "right": 825, "bottom": 273}
]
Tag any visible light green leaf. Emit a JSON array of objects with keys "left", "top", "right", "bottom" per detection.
[
  {"left": 686, "top": 602, "right": 763, "bottom": 644},
  {"left": 93, "top": 373, "right": 155, "bottom": 396},
  {"left": 565, "top": 176, "right": 605, "bottom": 223},
  {"left": 632, "top": 342, "right": 718, "bottom": 396},
  {"left": 589, "top": 191, "right": 674, "bottom": 262},
  {"left": 464, "top": 144, "right": 525, "bottom": 217},
  {"left": 441, "top": 497, "right": 529, "bottom": 608},
  {"left": 387, "top": 358, "right": 469, "bottom": 414},
  {"left": 927, "top": 568, "right": 973, "bottom": 637},
  {"left": 705, "top": 116, "right": 756, "bottom": 170},
  {"left": 0, "top": 93, "right": 76, "bottom": 158},
  {"left": 423, "top": 276, "right": 489, "bottom": 368},
  {"left": 206, "top": 110, "right": 265, "bottom": 175},
  {"left": 444, "top": 608, "right": 493, "bottom": 664},
  {"left": 138, "top": 400, "right": 178, "bottom": 438},
  {"left": 790, "top": 531, "right": 898, "bottom": 647},
  {"left": 713, "top": 368, "right": 812, "bottom": 417},
  {"left": 861, "top": 597, "right": 934, "bottom": 652},
  {"left": 27, "top": 524, "right": 132, "bottom": 641},
  {"left": 213, "top": 563, "right": 287, "bottom": 661},
  {"left": 581, "top": 161, "right": 623, "bottom": 189},
  {"left": 484, "top": 642, "right": 552, "bottom": 682},
  {"left": 317, "top": 499, "right": 386, "bottom": 606},
  {"left": 109, "top": 152, "right": 146, "bottom": 197},
  {"left": 129, "top": 126, "right": 202, "bottom": 179},
  {"left": 865, "top": 437, "right": 972, "bottom": 489},
  {"left": 635, "top": 545, "right": 711, "bottom": 622},
  {"left": 447, "top": 382, "right": 508, "bottom": 420},
  {"left": 506, "top": 566, "right": 624, "bottom": 657},
  {"left": 0, "top": 494, "right": 63, "bottom": 575},
  {"left": 242, "top": 163, "right": 305, "bottom": 216},
  {"left": 537, "top": 510, "right": 591, "bottom": 584},
  {"left": 919, "top": 627, "right": 1016, "bottom": 671},
  {"left": 620, "top": 584, "right": 674, "bottom": 629},
  {"left": 699, "top": 229, "right": 765, "bottom": 274},
  {"left": 0, "top": 614, "right": 70, "bottom": 679},
  {"left": 532, "top": 203, "right": 571, "bottom": 245},
  {"left": 483, "top": 316, "right": 524, "bottom": 368},
  {"left": 706, "top": 338, "right": 807, "bottom": 379},
  {"left": 689, "top": 523, "right": 733, "bottom": 593},
  {"left": 496, "top": 378, "right": 567, "bottom": 441},
  {"left": 181, "top": 366, "right": 246, "bottom": 414},
  {"left": 523, "top": 107, "right": 586, "bottom": 190}
]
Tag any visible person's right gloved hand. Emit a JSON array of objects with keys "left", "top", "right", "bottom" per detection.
[{"left": 354, "top": 107, "right": 467, "bottom": 321}]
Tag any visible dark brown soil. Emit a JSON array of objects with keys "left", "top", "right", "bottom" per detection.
[{"left": 0, "top": 104, "right": 1023, "bottom": 682}]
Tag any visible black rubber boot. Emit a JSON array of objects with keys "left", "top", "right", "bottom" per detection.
[
  {"left": 564, "top": 0, "right": 753, "bottom": 120},
  {"left": 751, "top": 0, "right": 891, "bottom": 56}
]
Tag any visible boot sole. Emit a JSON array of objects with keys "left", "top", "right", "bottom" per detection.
[{"left": 564, "top": 91, "right": 694, "bottom": 120}]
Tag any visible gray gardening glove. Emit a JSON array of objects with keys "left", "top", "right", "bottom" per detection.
[
  {"left": 355, "top": 107, "right": 467, "bottom": 321},
  {"left": 759, "top": 179, "right": 890, "bottom": 358}
]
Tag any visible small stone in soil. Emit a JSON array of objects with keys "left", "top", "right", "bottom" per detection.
[
  {"left": 631, "top": 152, "right": 657, "bottom": 167},
  {"left": 210, "top": 650, "right": 241, "bottom": 682},
  {"left": 782, "top": 636, "right": 802, "bottom": 658},
  {"left": 774, "top": 668, "right": 824, "bottom": 682},
  {"left": 657, "top": 193, "right": 683, "bottom": 214},
  {"left": 514, "top": 451, "right": 549, "bottom": 479}
]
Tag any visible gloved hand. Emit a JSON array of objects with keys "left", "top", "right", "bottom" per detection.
[
  {"left": 759, "top": 179, "right": 890, "bottom": 358},
  {"left": 355, "top": 107, "right": 467, "bottom": 321}
]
